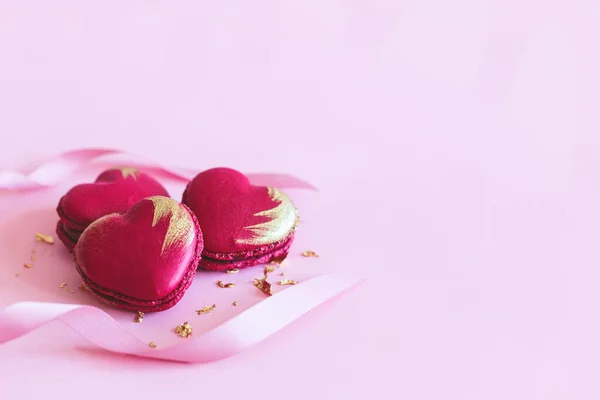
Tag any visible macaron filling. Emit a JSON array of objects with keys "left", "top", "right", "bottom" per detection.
[{"left": 200, "top": 234, "right": 295, "bottom": 271}]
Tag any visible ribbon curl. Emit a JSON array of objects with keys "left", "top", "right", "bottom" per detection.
[{"left": 0, "top": 148, "right": 317, "bottom": 191}]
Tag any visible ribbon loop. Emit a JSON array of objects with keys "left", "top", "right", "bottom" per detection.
[{"left": 0, "top": 148, "right": 317, "bottom": 191}]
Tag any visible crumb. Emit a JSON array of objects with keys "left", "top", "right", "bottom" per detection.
[
  {"left": 196, "top": 304, "right": 216, "bottom": 315},
  {"left": 175, "top": 322, "right": 193, "bottom": 338},
  {"left": 254, "top": 278, "right": 272, "bottom": 296},
  {"left": 134, "top": 311, "right": 144, "bottom": 323},
  {"left": 264, "top": 265, "right": 277, "bottom": 273},
  {"left": 35, "top": 233, "right": 55, "bottom": 245},
  {"left": 278, "top": 279, "right": 299, "bottom": 286}
]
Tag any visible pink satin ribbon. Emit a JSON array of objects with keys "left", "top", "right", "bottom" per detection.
[
  {"left": 0, "top": 274, "right": 363, "bottom": 363},
  {"left": 0, "top": 148, "right": 360, "bottom": 363},
  {"left": 0, "top": 148, "right": 317, "bottom": 191}
]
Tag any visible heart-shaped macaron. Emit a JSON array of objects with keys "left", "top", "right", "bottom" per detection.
[
  {"left": 56, "top": 167, "right": 169, "bottom": 251},
  {"left": 75, "top": 196, "right": 203, "bottom": 312},
  {"left": 182, "top": 168, "right": 298, "bottom": 271}
]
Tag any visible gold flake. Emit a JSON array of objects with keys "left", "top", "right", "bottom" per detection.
[
  {"left": 110, "top": 167, "right": 138, "bottom": 180},
  {"left": 23, "top": 263, "right": 33, "bottom": 269},
  {"left": 270, "top": 254, "right": 288, "bottom": 264},
  {"left": 134, "top": 312, "right": 144, "bottom": 323},
  {"left": 149, "top": 341, "right": 157, "bottom": 349},
  {"left": 264, "top": 265, "right": 277, "bottom": 273},
  {"left": 232, "top": 301, "right": 238, "bottom": 306},
  {"left": 79, "top": 282, "right": 87, "bottom": 291},
  {"left": 263, "top": 266, "right": 273, "bottom": 278},
  {"left": 217, "top": 281, "right": 235, "bottom": 289},
  {"left": 236, "top": 187, "right": 298, "bottom": 245},
  {"left": 59, "top": 283, "right": 68, "bottom": 288},
  {"left": 254, "top": 278, "right": 272, "bottom": 296},
  {"left": 69, "top": 290, "right": 75, "bottom": 294},
  {"left": 196, "top": 304, "right": 216, "bottom": 315},
  {"left": 35, "top": 233, "right": 55, "bottom": 245},
  {"left": 175, "top": 322, "right": 193, "bottom": 338},
  {"left": 149, "top": 197, "right": 195, "bottom": 255},
  {"left": 31, "top": 256, "right": 36, "bottom": 261},
  {"left": 225, "top": 269, "right": 240, "bottom": 274},
  {"left": 301, "top": 250, "right": 319, "bottom": 257},
  {"left": 278, "top": 279, "right": 298, "bottom": 286}
]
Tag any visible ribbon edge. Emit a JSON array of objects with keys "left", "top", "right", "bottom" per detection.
[{"left": 0, "top": 274, "right": 366, "bottom": 363}]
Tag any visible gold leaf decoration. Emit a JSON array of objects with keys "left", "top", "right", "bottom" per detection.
[
  {"left": 35, "top": 232, "right": 54, "bottom": 244},
  {"left": 149, "top": 197, "right": 195, "bottom": 255},
  {"left": 277, "top": 279, "right": 298, "bottom": 286},
  {"left": 254, "top": 277, "right": 272, "bottom": 296},
  {"left": 196, "top": 304, "right": 216, "bottom": 315},
  {"left": 264, "top": 265, "right": 277, "bottom": 273},
  {"left": 175, "top": 322, "right": 193, "bottom": 338},
  {"left": 110, "top": 167, "right": 138, "bottom": 180},
  {"left": 236, "top": 187, "right": 298, "bottom": 245},
  {"left": 134, "top": 312, "right": 144, "bottom": 323}
]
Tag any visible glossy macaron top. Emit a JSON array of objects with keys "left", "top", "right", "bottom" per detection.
[
  {"left": 182, "top": 168, "right": 298, "bottom": 256},
  {"left": 74, "top": 196, "right": 203, "bottom": 312},
  {"left": 58, "top": 167, "right": 169, "bottom": 230}
]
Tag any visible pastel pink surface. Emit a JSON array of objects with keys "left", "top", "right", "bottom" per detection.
[{"left": 0, "top": 1, "right": 593, "bottom": 400}]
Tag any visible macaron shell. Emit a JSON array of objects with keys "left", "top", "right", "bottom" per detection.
[
  {"left": 182, "top": 168, "right": 299, "bottom": 256},
  {"left": 74, "top": 196, "right": 203, "bottom": 312},
  {"left": 59, "top": 167, "right": 169, "bottom": 229},
  {"left": 56, "top": 220, "right": 79, "bottom": 252}
]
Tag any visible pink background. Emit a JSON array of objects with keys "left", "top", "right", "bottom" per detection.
[{"left": 0, "top": 1, "right": 596, "bottom": 398}]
